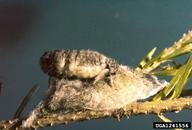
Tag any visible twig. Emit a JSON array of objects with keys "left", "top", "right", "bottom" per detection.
[{"left": 0, "top": 97, "right": 192, "bottom": 130}]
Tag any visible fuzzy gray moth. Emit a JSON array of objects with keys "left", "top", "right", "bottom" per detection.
[{"left": 22, "top": 50, "right": 168, "bottom": 128}]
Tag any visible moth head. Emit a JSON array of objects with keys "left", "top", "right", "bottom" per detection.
[{"left": 107, "top": 59, "right": 118, "bottom": 74}]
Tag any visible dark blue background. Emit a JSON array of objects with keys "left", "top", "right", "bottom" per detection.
[{"left": 0, "top": 1, "right": 192, "bottom": 130}]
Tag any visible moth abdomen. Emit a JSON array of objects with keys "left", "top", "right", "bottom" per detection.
[
  {"left": 40, "top": 49, "right": 119, "bottom": 81},
  {"left": 40, "top": 50, "right": 66, "bottom": 78}
]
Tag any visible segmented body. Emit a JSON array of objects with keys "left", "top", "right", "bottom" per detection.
[{"left": 40, "top": 49, "right": 118, "bottom": 79}]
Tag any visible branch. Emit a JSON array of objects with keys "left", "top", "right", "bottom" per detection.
[
  {"left": 0, "top": 97, "right": 192, "bottom": 130},
  {"left": 137, "top": 30, "right": 192, "bottom": 73}
]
